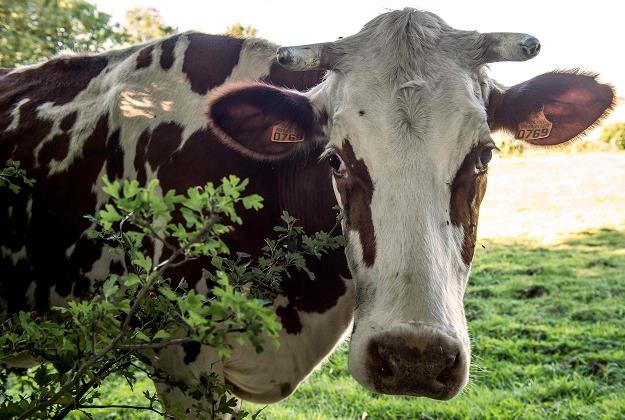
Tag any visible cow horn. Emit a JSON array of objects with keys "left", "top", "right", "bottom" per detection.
[
  {"left": 481, "top": 32, "right": 541, "bottom": 63},
  {"left": 276, "top": 42, "right": 338, "bottom": 71}
]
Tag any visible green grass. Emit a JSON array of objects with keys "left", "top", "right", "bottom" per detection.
[
  {"left": 78, "top": 227, "right": 625, "bottom": 419},
  {"left": 245, "top": 228, "right": 625, "bottom": 419}
]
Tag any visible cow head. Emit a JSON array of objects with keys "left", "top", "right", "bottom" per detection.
[{"left": 206, "top": 9, "right": 614, "bottom": 399}]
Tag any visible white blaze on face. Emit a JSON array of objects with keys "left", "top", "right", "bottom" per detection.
[{"left": 302, "top": 9, "right": 500, "bottom": 399}]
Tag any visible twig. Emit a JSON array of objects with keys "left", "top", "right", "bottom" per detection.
[
  {"left": 17, "top": 225, "right": 214, "bottom": 419},
  {"left": 77, "top": 404, "right": 165, "bottom": 416},
  {"left": 51, "top": 351, "right": 131, "bottom": 419},
  {"left": 117, "top": 337, "right": 194, "bottom": 350}
]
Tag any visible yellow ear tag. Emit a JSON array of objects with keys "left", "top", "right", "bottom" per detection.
[
  {"left": 515, "top": 108, "right": 553, "bottom": 141},
  {"left": 270, "top": 123, "right": 305, "bottom": 143}
]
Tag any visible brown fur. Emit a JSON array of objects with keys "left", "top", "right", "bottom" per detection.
[
  {"left": 449, "top": 144, "right": 488, "bottom": 266},
  {"left": 335, "top": 140, "right": 376, "bottom": 267}
]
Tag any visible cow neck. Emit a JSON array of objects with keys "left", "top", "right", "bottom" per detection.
[
  {"left": 271, "top": 147, "right": 351, "bottom": 333},
  {"left": 275, "top": 147, "right": 337, "bottom": 234}
]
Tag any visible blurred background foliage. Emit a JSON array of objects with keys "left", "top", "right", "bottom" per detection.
[
  {"left": 0, "top": 0, "right": 259, "bottom": 68},
  {"left": 600, "top": 122, "right": 625, "bottom": 150},
  {"left": 0, "top": 0, "right": 174, "bottom": 67}
]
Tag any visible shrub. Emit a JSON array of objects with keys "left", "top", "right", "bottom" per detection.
[
  {"left": 600, "top": 122, "right": 625, "bottom": 150},
  {"left": 0, "top": 175, "right": 343, "bottom": 419},
  {"left": 496, "top": 137, "right": 527, "bottom": 157}
]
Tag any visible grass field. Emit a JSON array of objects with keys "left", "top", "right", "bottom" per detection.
[
  {"left": 247, "top": 228, "right": 625, "bottom": 418},
  {"left": 76, "top": 152, "right": 625, "bottom": 419}
]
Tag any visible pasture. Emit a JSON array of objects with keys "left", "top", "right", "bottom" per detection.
[{"left": 70, "top": 150, "right": 625, "bottom": 419}]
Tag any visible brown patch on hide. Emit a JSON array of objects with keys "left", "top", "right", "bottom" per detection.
[
  {"left": 59, "top": 111, "right": 77, "bottom": 132},
  {"left": 136, "top": 45, "right": 154, "bottom": 69},
  {"left": 183, "top": 34, "right": 243, "bottom": 95},
  {"left": 146, "top": 123, "right": 183, "bottom": 169},
  {"left": 276, "top": 305, "right": 302, "bottom": 334},
  {"left": 264, "top": 61, "right": 325, "bottom": 91},
  {"left": 159, "top": 35, "right": 179, "bottom": 70},
  {"left": 106, "top": 129, "right": 124, "bottom": 179},
  {"left": 0, "top": 55, "right": 107, "bottom": 107},
  {"left": 334, "top": 140, "right": 376, "bottom": 267},
  {"left": 449, "top": 145, "right": 488, "bottom": 266},
  {"left": 38, "top": 132, "right": 70, "bottom": 166}
]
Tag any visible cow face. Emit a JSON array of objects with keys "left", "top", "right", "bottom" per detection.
[{"left": 207, "top": 9, "right": 614, "bottom": 400}]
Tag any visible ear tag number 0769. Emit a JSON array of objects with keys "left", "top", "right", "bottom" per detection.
[
  {"left": 515, "top": 108, "right": 553, "bottom": 141},
  {"left": 271, "top": 124, "right": 305, "bottom": 143}
]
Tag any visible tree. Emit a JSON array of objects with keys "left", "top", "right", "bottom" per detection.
[
  {"left": 225, "top": 23, "right": 258, "bottom": 39},
  {"left": 123, "top": 7, "right": 176, "bottom": 44},
  {"left": 600, "top": 122, "right": 625, "bottom": 150},
  {"left": 0, "top": 0, "right": 124, "bottom": 68}
]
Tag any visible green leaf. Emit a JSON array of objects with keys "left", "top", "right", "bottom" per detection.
[
  {"left": 158, "top": 286, "right": 178, "bottom": 301},
  {"left": 154, "top": 329, "right": 171, "bottom": 340},
  {"left": 102, "top": 277, "right": 119, "bottom": 299},
  {"left": 134, "top": 330, "right": 150, "bottom": 342},
  {"left": 122, "top": 274, "right": 140, "bottom": 287},
  {"left": 242, "top": 194, "right": 264, "bottom": 210},
  {"left": 131, "top": 252, "right": 152, "bottom": 272}
]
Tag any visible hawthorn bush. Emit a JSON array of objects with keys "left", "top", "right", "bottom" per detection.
[{"left": 0, "top": 172, "right": 343, "bottom": 419}]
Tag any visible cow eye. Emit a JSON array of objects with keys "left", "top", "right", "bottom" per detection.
[
  {"left": 476, "top": 146, "right": 495, "bottom": 173},
  {"left": 328, "top": 153, "right": 344, "bottom": 176},
  {"left": 480, "top": 148, "right": 493, "bottom": 165}
]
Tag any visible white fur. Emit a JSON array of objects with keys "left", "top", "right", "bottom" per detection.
[{"left": 5, "top": 98, "right": 30, "bottom": 132}]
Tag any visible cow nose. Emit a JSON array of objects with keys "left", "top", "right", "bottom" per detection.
[
  {"left": 366, "top": 332, "right": 466, "bottom": 399},
  {"left": 520, "top": 36, "right": 541, "bottom": 58},
  {"left": 276, "top": 47, "right": 292, "bottom": 65}
]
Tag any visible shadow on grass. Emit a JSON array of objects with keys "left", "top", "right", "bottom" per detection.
[{"left": 251, "top": 228, "right": 625, "bottom": 419}]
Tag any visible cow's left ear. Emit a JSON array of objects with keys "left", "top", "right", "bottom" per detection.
[
  {"left": 488, "top": 71, "right": 615, "bottom": 146},
  {"left": 206, "top": 82, "right": 317, "bottom": 161}
]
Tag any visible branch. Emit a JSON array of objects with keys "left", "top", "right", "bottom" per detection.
[
  {"left": 117, "top": 337, "right": 194, "bottom": 350},
  {"left": 77, "top": 404, "right": 165, "bottom": 416},
  {"left": 16, "top": 224, "right": 215, "bottom": 419},
  {"left": 144, "top": 223, "right": 177, "bottom": 253},
  {"left": 50, "top": 351, "right": 131, "bottom": 420}
]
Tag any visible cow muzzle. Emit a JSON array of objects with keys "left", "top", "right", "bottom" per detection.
[{"left": 361, "top": 329, "right": 468, "bottom": 400}]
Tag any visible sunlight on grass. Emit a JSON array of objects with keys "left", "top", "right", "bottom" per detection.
[{"left": 479, "top": 152, "right": 625, "bottom": 243}]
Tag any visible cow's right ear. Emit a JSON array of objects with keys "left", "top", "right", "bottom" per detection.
[{"left": 206, "top": 82, "right": 316, "bottom": 161}]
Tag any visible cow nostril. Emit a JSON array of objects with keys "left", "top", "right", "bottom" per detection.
[
  {"left": 435, "top": 351, "right": 461, "bottom": 385},
  {"left": 369, "top": 341, "right": 394, "bottom": 377},
  {"left": 520, "top": 37, "right": 541, "bottom": 57}
]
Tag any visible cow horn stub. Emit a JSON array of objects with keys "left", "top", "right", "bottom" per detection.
[
  {"left": 276, "top": 42, "right": 337, "bottom": 71},
  {"left": 481, "top": 32, "right": 541, "bottom": 63}
]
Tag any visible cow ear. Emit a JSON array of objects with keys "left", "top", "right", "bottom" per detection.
[
  {"left": 206, "top": 82, "right": 316, "bottom": 161},
  {"left": 488, "top": 71, "right": 615, "bottom": 146}
]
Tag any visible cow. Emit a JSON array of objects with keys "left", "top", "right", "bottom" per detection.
[{"left": 0, "top": 7, "right": 614, "bottom": 416}]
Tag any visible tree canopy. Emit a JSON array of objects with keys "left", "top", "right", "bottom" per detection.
[
  {"left": 225, "top": 23, "right": 258, "bottom": 39},
  {"left": 0, "top": 1, "right": 176, "bottom": 68},
  {"left": 123, "top": 7, "right": 176, "bottom": 44},
  {"left": 0, "top": 0, "right": 123, "bottom": 67}
]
